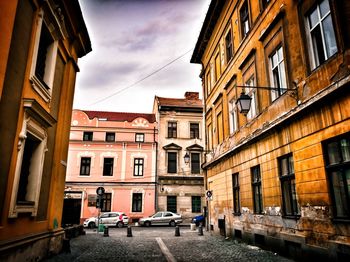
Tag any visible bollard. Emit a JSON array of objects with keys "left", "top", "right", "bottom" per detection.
[
  {"left": 62, "top": 238, "right": 71, "bottom": 253},
  {"left": 103, "top": 226, "right": 109, "bottom": 237},
  {"left": 175, "top": 225, "right": 180, "bottom": 237},
  {"left": 198, "top": 225, "right": 203, "bottom": 236},
  {"left": 127, "top": 226, "right": 133, "bottom": 237}
]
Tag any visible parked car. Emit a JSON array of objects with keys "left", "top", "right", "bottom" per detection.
[
  {"left": 192, "top": 215, "right": 205, "bottom": 226},
  {"left": 99, "top": 212, "right": 129, "bottom": 228},
  {"left": 83, "top": 212, "right": 128, "bottom": 228},
  {"left": 83, "top": 216, "right": 98, "bottom": 228},
  {"left": 139, "top": 211, "right": 182, "bottom": 227}
]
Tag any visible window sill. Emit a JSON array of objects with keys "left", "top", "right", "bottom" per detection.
[
  {"left": 331, "top": 218, "right": 350, "bottom": 224},
  {"left": 282, "top": 215, "right": 300, "bottom": 220},
  {"left": 30, "top": 75, "right": 51, "bottom": 103}
]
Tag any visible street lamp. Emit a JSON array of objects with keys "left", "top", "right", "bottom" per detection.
[
  {"left": 235, "top": 91, "right": 252, "bottom": 116},
  {"left": 235, "top": 85, "right": 298, "bottom": 115},
  {"left": 184, "top": 152, "right": 190, "bottom": 164}
]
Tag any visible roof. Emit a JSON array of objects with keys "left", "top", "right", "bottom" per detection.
[
  {"left": 155, "top": 96, "right": 203, "bottom": 113},
  {"left": 190, "top": 0, "right": 225, "bottom": 64},
  {"left": 82, "top": 110, "right": 156, "bottom": 123}
]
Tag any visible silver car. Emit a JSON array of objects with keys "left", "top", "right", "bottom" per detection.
[{"left": 139, "top": 211, "right": 182, "bottom": 227}]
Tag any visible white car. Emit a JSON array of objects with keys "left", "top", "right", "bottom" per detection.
[
  {"left": 139, "top": 211, "right": 182, "bottom": 227},
  {"left": 83, "top": 216, "right": 98, "bottom": 228},
  {"left": 99, "top": 212, "right": 129, "bottom": 228},
  {"left": 83, "top": 212, "right": 129, "bottom": 228}
]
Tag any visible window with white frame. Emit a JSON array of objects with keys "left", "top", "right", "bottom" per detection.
[
  {"left": 306, "top": 0, "right": 337, "bottom": 69},
  {"left": 80, "top": 157, "right": 91, "bottom": 176},
  {"left": 9, "top": 100, "right": 55, "bottom": 218},
  {"left": 240, "top": 1, "right": 250, "bottom": 39},
  {"left": 245, "top": 77, "right": 257, "bottom": 120},
  {"left": 30, "top": 10, "right": 58, "bottom": 102},
  {"left": 225, "top": 29, "right": 233, "bottom": 63},
  {"left": 269, "top": 46, "right": 287, "bottom": 101},
  {"left": 132, "top": 193, "right": 142, "bottom": 212},
  {"left": 103, "top": 158, "right": 114, "bottom": 176},
  {"left": 133, "top": 158, "right": 144, "bottom": 176},
  {"left": 135, "top": 133, "right": 145, "bottom": 142},
  {"left": 229, "top": 99, "right": 238, "bottom": 134}
]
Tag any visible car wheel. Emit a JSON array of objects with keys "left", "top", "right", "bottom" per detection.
[
  {"left": 144, "top": 221, "right": 151, "bottom": 227},
  {"left": 117, "top": 221, "right": 124, "bottom": 228},
  {"left": 88, "top": 222, "right": 95, "bottom": 228},
  {"left": 169, "top": 220, "right": 176, "bottom": 227}
]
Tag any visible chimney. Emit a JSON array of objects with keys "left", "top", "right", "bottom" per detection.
[{"left": 184, "top": 92, "right": 199, "bottom": 100}]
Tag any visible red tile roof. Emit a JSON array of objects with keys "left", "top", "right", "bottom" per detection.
[
  {"left": 83, "top": 110, "right": 156, "bottom": 123},
  {"left": 155, "top": 96, "right": 203, "bottom": 108}
]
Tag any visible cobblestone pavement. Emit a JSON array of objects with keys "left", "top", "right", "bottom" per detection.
[{"left": 44, "top": 226, "right": 294, "bottom": 262}]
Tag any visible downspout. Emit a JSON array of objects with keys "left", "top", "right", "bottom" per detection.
[{"left": 154, "top": 126, "right": 158, "bottom": 211}]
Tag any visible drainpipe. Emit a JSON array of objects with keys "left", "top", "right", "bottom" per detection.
[{"left": 154, "top": 126, "right": 158, "bottom": 212}]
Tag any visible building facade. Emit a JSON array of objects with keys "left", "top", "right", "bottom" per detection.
[
  {"left": 65, "top": 110, "right": 157, "bottom": 224},
  {"left": 153, "top": 92, "right": 205, "bottom": 222},
  {"left": 0, "top": 0, "right": 91, "bottom": 261},
  {"left": 191, "top": 0, "right": 350, "bottom": 260}
]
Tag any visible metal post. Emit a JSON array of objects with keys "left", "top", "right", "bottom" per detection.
[
  {"left": 198, "top": 225, "right": 203, "bottom": 236},
  {"left": 103, "top": 226, "right": 109, "bottom": 237},
  {"left": 127, "top": 226, "right": 133, "bottom": 237},
  {"left": 175, "top": 225, "right": 180, "bottom": 237}
]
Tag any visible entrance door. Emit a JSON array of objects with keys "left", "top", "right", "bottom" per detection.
[{"left": 62, "top": 198, "right": 81, "bottom": 226}]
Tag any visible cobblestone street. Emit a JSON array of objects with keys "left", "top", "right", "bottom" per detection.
[{"left": 44, "top": 227, "right": 294, "bottom": 262}]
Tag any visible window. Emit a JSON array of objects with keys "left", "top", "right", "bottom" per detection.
[
  {"left": 133, "top": 158, "right": 144, "bottom": 176},
  {"left": 132, "top": 193, "right": 142, "bottom": 212},
  {"left": 216, "top": 112, "right": 224, "bottom": 144},
  {"left": 83, "top": 132, "right": 93, "bottom": 141},
  {"left": 261, "top": 0, "right": 270, "bottom": 9},
  {"left": 168, "top": 122, "right": 177, "bottom": 138},
  {"left": 80, "top": 157, "right": 91, "bottom": 176},
  {"left": 103, "top": 158, "right": 114, "bottom": 176},
  {"left": 214, "top": 53, "right": 221, "bottom": 82},
  {"left": 306, "top": 0, "right": 337, "bottom": 69},
  {"left": 30, "top": 11, "right": 58, "bottom": 101},
  {"left": 207, "top": 122, "right": 213, "bottom": 150},
  {"left": 135, "top": 133, "right": 145, "bottom": 142},
  {"left": 240, "top": 1, "right": 250, "bottom": 38},
  {"left": 167, "top": 152, "right": 177, "bottom": 173},
  {"left": 167, "top": 196, "right": 177, "bottom": 213},
  {"left": 106, "top": 132, "right": 115, "bottom": 142},
  {"left": 232, "top": 173, "right": 240, "bottom": 215},
  {"left": 192, "top": 196, "right": 201, "bottom": 213},
  {"left": 88, "top": 195, "right": 97, "bottom": 207},
  {"left": 225, "top": 29, "right": 233, "bottom": 63},
  {"left": 251, "top": 165, "right": 263, "bottom": 214},
  {"left": 101, "top": 193, "right": 111, "bottom": 212},
  {"left": 229, "top": 100, "right": 238, "bottom": 134},
  {"left": 279, "top": 154, "right": 299, "bottom": 217},
  {"left": 323, "top": 134, "right": 350, "bottom": 219},
  {"left": 190, "top": 123, "right": 200, "bottom": 139},
  {"left": 9, "top": 100, "right": 54, "bottom": 218},
  {"left": 16, "top": 133, "right": 43, "bottom": 205},
  {"left": 191, "top": 153, "right": 200, "bottom": 174},
  {"left": 269, "top": 46, "right": 287, "bottom": 101},
  {"left": 245, "top": 77, "right": 257, "bottom": 120},
  {"left": 206, "top": 71, "right": 211, "bottom": 96}
]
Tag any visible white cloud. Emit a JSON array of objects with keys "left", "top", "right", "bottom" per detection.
[{"left": 75, "top": 0, "right": 209, "bottom": 112}]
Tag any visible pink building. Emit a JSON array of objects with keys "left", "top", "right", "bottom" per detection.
[{"left": 65, "top": 110, "right": 157, "bottom": 224}]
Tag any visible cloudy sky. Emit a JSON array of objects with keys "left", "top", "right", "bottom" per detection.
[{"left": 74, "top": 0, "right": 210, "bottom": 113}]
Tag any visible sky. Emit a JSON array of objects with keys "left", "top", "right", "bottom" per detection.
[{"left": 74, "top": 0, "right": 211, "bottom": 113}]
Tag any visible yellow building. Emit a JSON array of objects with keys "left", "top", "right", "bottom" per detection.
[
  {"left": 191, "top": 0, "right": 350, "bottom": 260},
  {"left": 0, "top": 0, "right": 91, "bottom": 261}
]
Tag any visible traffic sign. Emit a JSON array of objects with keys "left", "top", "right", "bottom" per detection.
[
  {"left": 96, "top": 187, "right": 105, "bottom": 196},
  {"left": 206, "top": 190, "right": 213, "bottom": 201}
]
